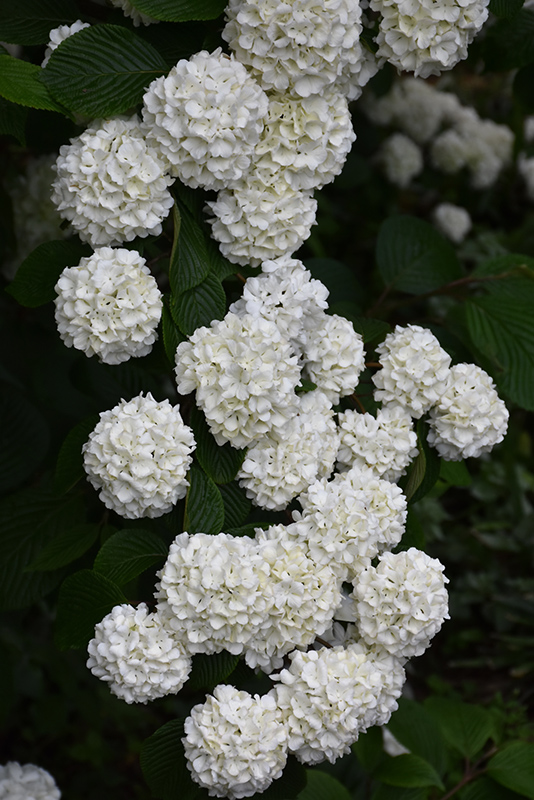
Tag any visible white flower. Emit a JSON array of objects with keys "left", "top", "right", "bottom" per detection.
[
  {"left": 427, "top": 363, "right": 509, "bottom": 459},
  {"left": 379, "top": 133, "right": 424, "bottom": 188},
  {"left": 352, "top": 548, "right": 449, "bottom": 659},
  {"left": 83, "top": 393, "right": 195, "bottom": 519},
  {"left": 337, "top": 405, "right": 418, "bottom": 481},
  {"left": 238, "top": 391, "right": 340, "bottom": 511},
  {"left": 432, "top": 203, "right": 472, "bottom": 243},
  {"left": 0, "top": 762, "right": 61, "bottom": 800},
  {"left": 86, "top": 603, "right": 192, "bottom": 703},
  {"left": 157, "top": 532, "right": 270, "bottom": 655},
  {"left": 41, "top": 20, "right": 90, "bottom": 66},
  {"left": 252, "top": 89, "right": 355, "bottom": 191},
  {"left": 370, "top": 0, "right": 489, "bottom": 78},
  {"left": 206, "top": 175, "right": 317, "bottom": 267},
  {"left": 373, "top": 325, "right": 451, "bottom": 418},
  {"left": 223, "top": 0, "right": 365, "bottom": 97},
  {"left": 184, "top": 685, "right": 288, "bottom": 799},
  {"left": 175, "top": 312, "right": 301, "bottom": 448},
  {"left": 54, "top": 247, "right": 162, "bottom": 364},
  {"left": 294, "top": 465, "right": 407, "bottom": 580},
  {"left": 107, "top": 0, "right": 159, "bottom": 25},
  {"left": 273, "top": 644, "right": 405, "bottom": 764},
  {"left": 336, "top": 42, "right": 382, "bottom": 102},
  {"left": 51, "top": 115, "right": 174, "bottom": 246},
  {"left": 302, "top": 313, "right": 365, "bottom": 404},
  {"left": 142, "top": 49, "right": 268, "bottom": 190}
]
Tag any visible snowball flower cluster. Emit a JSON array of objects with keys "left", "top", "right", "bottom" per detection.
[
  {"left": 183, "top": 685, "right": 288, "bottom": 799},
  {"left": 352, "top": 549, "right": 450, "bottom": 659},
  {"left": 54, "top": 248, "right": 162, "bottom": 364},
  {"left": 303, "top": 313, "right": 365, "bottom": 403},
  {"left": 428, "top": 363, "right": 509, "bottom": 459},
  {"left": 83, "top": 393, "right": 195, "bottom": 518},
  {"left": 41, "top": 20, "right": 90, "bottom": 66},
  {"left": 432, "top": 203, "right": 472, "bottom": 243},
  {"left": 86, "top": 603, "right": 192, "bottom": 703},
  {"left": 378, "top": 133, "right": 423, "bottom": 188},
  {"left": 0, "top": 762, "right": 61, "bottom": 799},
  {"left": 142, "top": 49, "right": 268, "bottom": 190},
  {"left": 51, "top": 115, "right": 174, "bottom": 246}
]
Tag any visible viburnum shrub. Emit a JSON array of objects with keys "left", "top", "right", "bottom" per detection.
[{"left": 2, "top": 0, "right": 534, "bottom": 798}]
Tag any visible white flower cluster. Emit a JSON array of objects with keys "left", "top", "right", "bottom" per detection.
[
  {"left": 54, "top": 247, "right": 162, "bottom": 364},
  {"left": 83, "top": 393, "right": 195, "bottom": 518},
  {"left": 41, "top": 20, "right": 90, "bottom": 66},
  {"left": 0, "top": 763, "right": 60, "bottom": 799},
  {"left": 378, "top": 133, "right": 424, "bottom": 188},
  {"left": 432, "top": 202, "right": 472, "bottom": 243}
]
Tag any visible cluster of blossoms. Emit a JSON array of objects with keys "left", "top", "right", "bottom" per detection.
[{"left": 0, "top": 762, "right": 61, "bottom": 799}]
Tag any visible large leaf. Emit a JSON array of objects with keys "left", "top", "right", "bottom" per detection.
[
  {"left": 374, "top": 755, "right": 444, "bottom": 790},
  {"left": 0, "top": 97, "right": 27, "bottom": 144},
  {"left": 489, "top": 0, "right": 524, "bottom": 17},
  {"left": 130, "top": 0, "right": 227, "bottom": 20},
  {"left": 0, "top": 383, "right": 49, "bottom": 492},
  {"left": 55, "top": 570, "right": 127, "bottom": 649},
  {"left": 460, "top": 776, "right": 527, "bottom": 800},
  {"left": 261, "top": 757, "right": 307, "bottom": 800},
  {"left": 425, "top": 698, "right": 495, "bottom": 760},
  {"left": 297, "top": 770, "right": 352, "bottom": 800},
  {"left": 488, "top": 742, "right": 534, "bottom": 798},
  {"left": 53, "top": 414, "right": 100, "bottom": 495},
  {"left": 184, "top": 465, "right": 225, "bottom": 534},
  {"left": 305, "top": 257, "right": 363, "bottom": 308},
  {"left": 191, "top": 406, "right": 246, "bottom": 485},
  {"left": 26, "top": 523, "right": 100, "bottom": 572},
  {"left": 172, "top": 272, "right": 226, "bottom": 336},
  {"left": 403, "top": 420, "right": 441, "bottom": 504},
  {"left": 0, "top": 0, "right": 78, "bottom": 44},
  {"left": 187, "top": 651, "right": 240, "bottom": 691},
  {"left": 169, "top": 201, "right": 211, "bottom": 295},
  {"left": 376, "top": 216, "right": 462, "bottom": 295},
  {"left": 41, "top": 24, "right": 168, "bottom": 117},
  {"left": 140, "top": 720, "right": 201, "bottom": 800},
  {"left": 0, "top": 55, "right": 66, "bottom": 113},
  {"left": 220, "top": 481, "right": 252, "bottom": 529},
  {"left": 93, "top": 529, "right": 168, "bottom": 586},
  {"left": 353, "top": 726, "right": 385, "bottom": 773},
  {"left": 6, "top": 239, "right": 91, "bottom": 308},
  {"left": 161, "top": 301, "right": 184, "bottom": 367},
  {"left": 483, "top": 9, "right": 534, "bottom": 70},
  {"left": 386, "top": 699, "right": 447, "bottom": 776}
]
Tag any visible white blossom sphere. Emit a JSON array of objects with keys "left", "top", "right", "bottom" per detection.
[
  {"left": 370, "top": 0, "right": 489, "bottom": 78},
  {"left": 373, "top": 324, "right": 451, "bottom": 418},
  {"left": 206, "top": 176, "right": 317, "bottom": 267},
  {"left": 353, "top": 548, "right": 449, "bottom": 659},
  {"left": 184, "top": 685, "right": 288, "bottom": 799},
  {"left": 379, "top": 133, "right": 424, "bottom": 188},
  {"left": 142, "top": 49, "right": 268, "bottom": 190},
  {"left": 42, "top": 20, "right": 90, "bottom": 67},
  {"left": 223, "top": 0, "right": 364, "bottom": 97},
  {"left": 54, "top": 247, "right": 162, "bottom": 364},
  {"left": 83, "top": 393, "right": 195, "bottom": 518},
  {"left": 432, "top": 203, "right": 472, "bottom": 243},
  {"left": 427, "top": 363, "right": 509, "bottom": 460},
  {"left": 175, "top": 312, "right": 300, "bottom": 448},
  {"left": 0, "top": 762, "right": 61, "bottom": 800},
  {"left": 51, "top": 115, "right": 174, "bottom": 246},
  {"left": 337, "top": 405, "right": 418, "bottom": 481},
  {"left": 86, "top": 603, "right": 192, "bottom": 703},
  {"left": 302, "top": 313, "right": 366, "bottom": 404}
]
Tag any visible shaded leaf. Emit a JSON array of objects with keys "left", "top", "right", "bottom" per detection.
[
  {"left": 220, "top": 481, "right": 251, "bottom": 529},
  {"left": 55, "top": 570, "right": 127, "bottom": 649},
  {"left": 488, "top": 742, "right": 534, "bottom": 798},
  {"left": 172, "top": 272, "right": 226, "bottom": 336},
  {"left": 191, "top": 405, "right": 246, "bottom": 485},
  {"left": 403, "top": 420, "right": 441, "bottom": 504},
  {"left": 489, "top": 0, "right": 524, "bottom": 17},
  {"left": 372, "top": 787, "right": 429, "bottom": 800},
  {"left": 352, "top": 726, "right": 385, "bottom": 773},
  {"left": 184, "top": 465, "right": 225, "bottom": 535},
  {"left": 261, "top": 757, "right": 307, "bottom": 800},
  {"left": 460, "top": 776, "right": 526, "bottom": 800},
  {"left": 26, "top": 523, "right": 99, "bottom": 572},
  {"left": 140, "top": 720, "right": 200, "bottom": 800},
  {"left": 161, "top": 301, "right": 184, "bottom": 366},
  {"left": 54, "top": 414, "right": 100, "bottom": 495},
  {"left": 0, "top": 97, "right": 27, "bottom": 144},
  {"left": 6, "top": 239, "right": 90, "bottom": 307},
  {"left": 188, "top": 651, "right": 240, "bottom": 691},
  {"left": 93, "top": 529, "right": 168, "bottom": 586},
  {"left": 0, "top": 0, "right": 77, "bottom": 44},
  {"left": 0, "top": 383, "right": 49, "bottom": 492},
  {"left": 482, "top": 9, "right": 534, "bottom": 70},
  {"left": 0, "top": 55, "right": 66, "bottom": 112},
  {"left": 169, "top": 200, "right": 211, "bottom": 294},
  {"left": 386, "top": 699, "right": 448, "bottom": 776},
  {"left": 305, "top": 257, "right": 363, "bottom": 308},
  {"left": 352, "top": 317, "right": 391, "bottom": 345},
  {"left": 374, "top": 755, "right": 444, "bottom": 790},
  {"left": 130, "top": 0, "right": 226, "bottom": 21},
  {"left": 297, "top": 770, "right": 351, "bottom": 800},
  {"left": 425, "top": 698, "right": 495, "bottom": 760},
  {"left": 440, "top": 459, "right": 471, "bottom": 487}
]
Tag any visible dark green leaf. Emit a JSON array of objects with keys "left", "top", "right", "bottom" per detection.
[
  {"left": 471, "top": 253, "right": 534, "bottom": 278},
  {"left": 169, "top": 201, "right": 211, "bottom": 295},
  {"left": 386, "top": 699, "right": 448, "bottom": 776},
  {"left": 187, "top": 651, "right": 240, "bottom": 691},
  {"left": 374, "top": 755, "right": 444, "bottom": 790},
  {"left": 26, "top": 523, "right": 100, "bottom": 572},
  {"left": 305, "top": 257, "right": 363, "bottom": 308},
  {"left": 376, "top": 216, "right": 462, "bottom": 295},
  {"left": 0, "top": 0, "right": 78, "bottom": 44},
  {"left": 41, "top": 24, "right": 167, "bottom": 117},
  {"left": 483, "top": 9, "right": 534, "bottom": 70},
  {"left": 425, "top": 698, "right": 495, "bottom": 760},
  {"left": 172, "top": 272, "right": 226, "bottom": 336},
  {"left": 0, "top": 97, "right": 27, "bottom": 144},
  {"left": 141, "top": 720, "right": 200, "bottom": 800},
  {"left": 372, "top": 787, "right": 429, "bottom": 800},
  {"left": 395, "top": 509, "right": 425, "bottom": 552},
  {"left": 514, "top": 64, "right": 534, "bottom": 112},
  {"left": 93, "top": 529, "right": 168, "bottom": 586},
  {"left": 55, "top": 570, "right": 127, "bottom": 649},
  {"left": 261, "top": 757, "right": 307, "bottom": 800},
  {"left": 297, "top": 770, "right": 352, "bottom": 800},
  {"left": 0, "top": 383, "right": 49, "bottom": 492},
  {"left": 161, "top": 301, "right": 185, "bottom": 366},
  {"left": 191, "top": 406, "right": 246, "bottom": 485},
  {"left": 184, "top": 465, "right": 225, "bottom": 535},
  {"left": 403, "top": 420, "right": 441, "bottom": 503},
  {"left": 352, "top": 318, "right": 391, "bottom": 345},
  {"left": 207, "top": 238, "right": 240, "bottom": 280},
  {"left": 220, "top": 480, "right": 252, "bottom": 529},
  {"left": 130, "top": 0, "right": 226, "bottom": 21},
  {"left": 6, "top": 239, "right": 90, "bottom": 307},
  {"left": 489, "top": 0, "right": 524, "bottom": 18},
  {"left": 0, "top": 55, "right": 66, "bottom": 112},
  {"left": 53, "top": 414, "right": 100, "bottom": 495},
  {"left": 460, "top": 776, "right": 526, "bottom": 800},
  {"left": 225, "top": 522, "right": 263, "bottom": 537},
  {"left": 352, "top": 726, "right": 385, "bottom": 773},
  {"left": 440, "top": 459, "right": 471, "bottom": 487},
  {"left": 488, "top": 742, "right": 534, "bottom": 798}
]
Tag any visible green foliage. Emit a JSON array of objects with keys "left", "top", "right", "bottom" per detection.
[
  {"left": 55, "top": 570, "right": 127, "bottom": 649},
  {"left": 482, "top": 9, "right": 534, "bottom": 70},
  {"left": 403, "top": 420, "right": 441, "bottom": 504},
  {"left": 6, "top": 239, "right": 91, "bottom": 307},
  {"left": 0, "top": 54, "right": 67, "bottom": 112},
  {"left": 488, "top": 743, "right": 534, "bottom": 798},
  {"left": 172, "top": 272, "right": 226, "bottom": 335},
  {"left": 93, "top": 530, "right": 168, "bottom": 586},
  {"left": 140, "top": 719, "right": 201, "bottom": 800},
  {"left": 183, "top": 465, "right": 225, "bottom": 534},
  {"left": 0, "top": 97, "right": 27, "bottom": 144},
  {"left": 53, "top": 414, "right": 100, "bottom": 495},
  {"left": 296, "top": 770, "right": 352, "bottom": 800},
  {"left": 26, "top": 523, "right": 100, "bottom": 572},
  {"left": 129, "top": 0, "right": 227, "bottom": 21},
  {"left": 169, "top": 202, "right": 211, "bottom": 294},
  {"left": 374, "top": 755, "right": 444, "bottom": 791},
  {"left": 386, "top": 699, "right": 448, "bottom": 775},
  {"left": 425, "top": 698, "right": 495, "bottom": 760},
  {"left": 187, "top": 651, "right": 240, "bottom": 691},
  {"left": 190, "top": 406, "right": 246, "bottom": 485},
  {"left": 0, "top": 382, "right": 49, "bottom": 492},
  {"left": 0, "top": 0, "right": 77, "bottom": 45}
]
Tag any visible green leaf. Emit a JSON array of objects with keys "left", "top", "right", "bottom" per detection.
[
  {"left": 489, "top": 0, "right": 524, "bottom": 17},
  {"left": 373, "top": 787, "right": 429, "bottom": 800},
  {"left": 55, "top": 569, "right": 127, "bottom": 649},
  {"left": 0, "top": 97, "right": 27, "bottom": 144},
  {"left": 161, "top": 301, "right": 184, "bottom": 367},
  {"left": 488, "top": 742, "right": 534, "bottom": 798},
  {"left": 352, "top": 726, "right": 385, "bottom": 773},
  {"left": 395, "top": 509, "right": 425, "bottom": 552},
  {"left": 0, "top": 0, "right": 78, "bottom": 45},
  {"left": 220, "top": 481, "right": 252, "bottom": 529},
  {"left": 0, "top": 383, "right": 49, "bottom": 492},
  {"left": 386, "top": 699, "right": 448, "bottom": 776},
  {"left": 0, "top": 55, "right": 66, "bottom": 112},
  {"left": 25, "top": 523, "right": 100, "bottom": 572},
  {"left": 53, "top": 414, "right": 100, "bottom": 495},
  {"left": 440, "top": 459, "right": 471, "bottom": 487},
  {"left": 41, "top": 24, "right": 167, "bottom": 117},
  {"left": 460, "top": 776, "right": 526, "bottom": 800},
  {"left": 6, "top": 239, "right": 91, "bottom": 307},
  {"left": 483, "top": 9, "right": 534, "bottom": 70},
  {"left": 130, "top": 0, "right": 227, "bottom": 21},
  {"left": 141, "top": 720, "right": 200, "bottom": 800},
  {"left": 403, "top": 420, "right": 441, "bottom": 504},
  {"left": 305, "top": 257, "right": 363, "bottom": 308},
  {"left": 261, "top": 757, "right": 307, "bottom": 800},
  {"left": 184, "top": 465, "right": 225, "bottom": 535},
  {"left": 187, "top": 651, "right": 240, "bottom": 691},
  {"left": 172, "top": 272, "right": 226, "bottom": 336},
  {"left": 425, "top": 698, "right": 495, "bottom": 760},
  {"left": 0, "top": 488, "right": 82, "bottom": 610},
  {"left": 374, "top": 755, "right": 444, "bottom": 790},
  {"left": 514, "top": 64, "right": 534, "bottom": 113},
  {"left": 169, "top": 201, "right": 210, "bottom": 294},
  {"left": 191, "top": 406, "right": 246, "bottom": 485},
  {"left": 297, "top": 770, "right": 352, "bottom": 800},
  {"left": 93, "top": 529, "right": 168, "bottom": 586},
  {"left": 376, "top": 216, "right": 462, "bottom": 295},
  {"left": 352, "top": 318, "right": 391, "bottom": 345}
]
